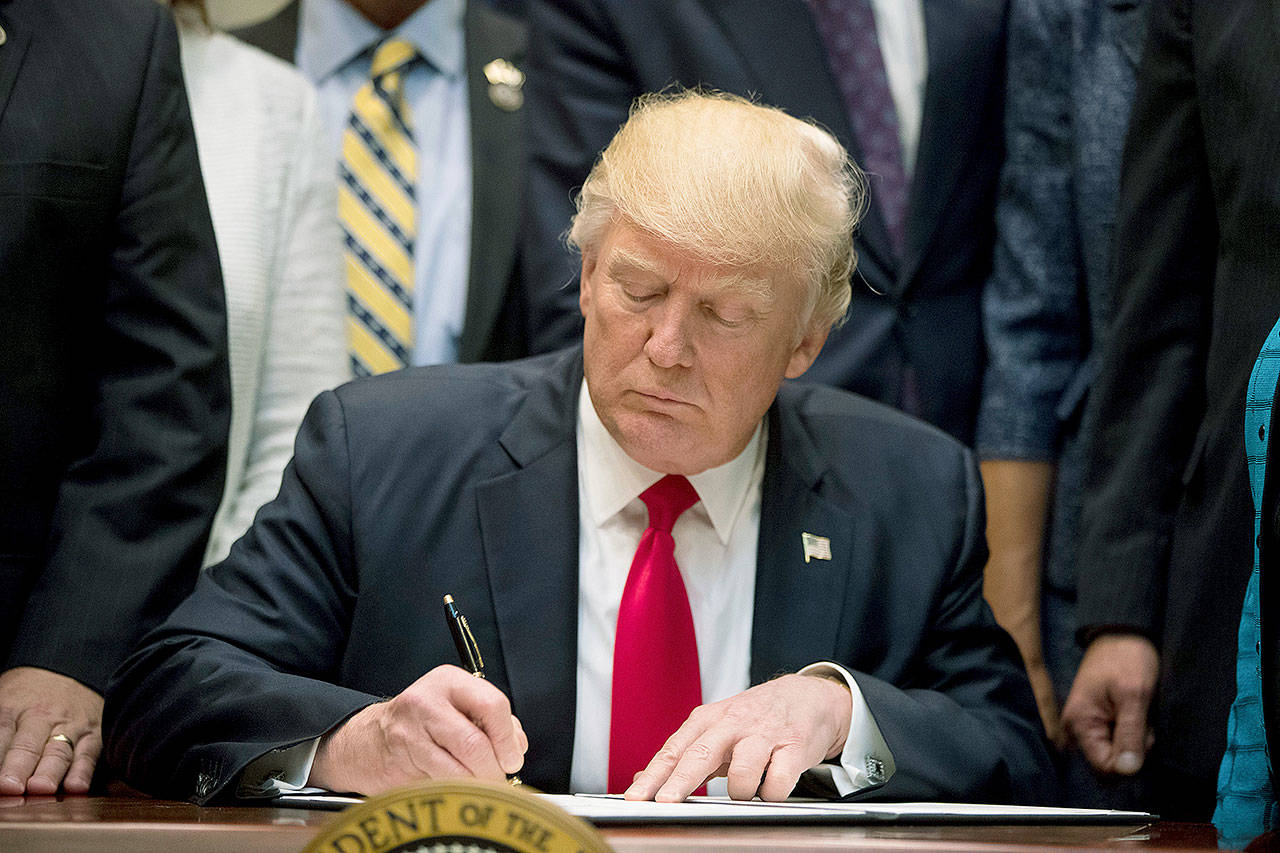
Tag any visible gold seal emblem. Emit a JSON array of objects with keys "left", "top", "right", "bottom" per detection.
[{"left": 302, "top": 780, "right": 612, "bottom": 853}]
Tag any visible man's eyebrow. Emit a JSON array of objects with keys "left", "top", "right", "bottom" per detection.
[
  {"left": 606, "top": 249, "right": 671, "bottom": 283},
  {"left": 606, "top": 248, "right": 777, "bottom": 304},
  {"left": 715, "top": 272, "right": 776, "bottom": 304}
]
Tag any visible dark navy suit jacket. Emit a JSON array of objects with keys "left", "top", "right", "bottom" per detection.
[
  {"left": 522, "top": 0, "right": 1007, "bottom": 444},
  {"left": 0, "top": 0, "right": 229, "bottom": 690},
  {"left": 104, "top": 348, "right": 1055, "bottom": 804}
]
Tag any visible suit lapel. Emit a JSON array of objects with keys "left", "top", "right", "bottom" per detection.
[
  {"left": 750, "top": 398, "right": 861, "bottom": 683},
  {"left": 0, "top": 8, "right": 31, "bottom": 128},
  {"left": 901, "top": 0, "right": 1002, "bottom": 287},
  {"left": 459, "top": 0, "right": 525, "bottom": 363},
  {"left": 475, "top": 350, "right": 581, "bottom": 790},
  {"left": 700, "top": 0, "right": 898, "bottom": 282}
]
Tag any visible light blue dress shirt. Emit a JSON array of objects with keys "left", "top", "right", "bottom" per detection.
[{"left": 297, "top": 0, "right": 472, "bottom": 367}]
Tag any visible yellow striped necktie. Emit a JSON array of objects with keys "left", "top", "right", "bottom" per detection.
[{"left": 340, "top": 38, "right": 418, "bottom": 377}]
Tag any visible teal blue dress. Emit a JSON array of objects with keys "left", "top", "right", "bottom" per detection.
[{"left": 1214, "top": 318, "right": 1280, "bottom": 845}]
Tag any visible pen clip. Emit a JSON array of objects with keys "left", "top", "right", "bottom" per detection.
[
  {"left": 457, "top": 613, "right": 484, "bottom": 676},
  {"left": 444, "top": 594, "right": 485, "bottom": 676}
]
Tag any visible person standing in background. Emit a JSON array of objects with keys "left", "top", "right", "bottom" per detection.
[
  {"left": 167, "top": 0, "right": 348, "bottom": 564},
  {"left": 521, "top": 0, "right": 1007, "bottom": 445},
  {"left": 976, "top": 0, "right": 1147, "bottom": 807},
  {"left": 0, "top": 0, "right": 229, "bottom": 795},
  {"left": 1063, "top": 0, "right": 1280, "bottom": 821},
  {"left": 1214, "top": 318, "right": 1280, "bottom": 846},
  {"left": 235, "top": 0, "right": 580, "bottom": 374}
]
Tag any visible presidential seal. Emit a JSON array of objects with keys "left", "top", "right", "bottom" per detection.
[{"left": 302, "top": 780, "right": 612, "bottom": 853}]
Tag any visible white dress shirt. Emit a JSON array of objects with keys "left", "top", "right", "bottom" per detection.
[
  {"left": 868, "top": 0, "right": 928, "bottom": 177},
  {"left": 571, "top": 382, "right": 893, "bottom": 796}
]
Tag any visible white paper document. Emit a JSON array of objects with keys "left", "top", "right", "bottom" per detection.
[
  {"left": 539, "top": 794, "right": 1156, "bottom": 825},
  {"left": 270, "top": 790, "right": 1154, "bottom": 825}
]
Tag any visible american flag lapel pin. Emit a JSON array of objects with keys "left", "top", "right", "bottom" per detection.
[{"left": 801, "top": 532, "right": 832, "bottom": 563}]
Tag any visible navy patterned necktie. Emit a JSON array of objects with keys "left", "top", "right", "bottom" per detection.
[{"left": 808, "top": 0, "right": 910, "bottom": 259}]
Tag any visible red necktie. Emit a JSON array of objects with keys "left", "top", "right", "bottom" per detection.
[{"left": 608, "top": 474, "right": 704, "bottom": 794}]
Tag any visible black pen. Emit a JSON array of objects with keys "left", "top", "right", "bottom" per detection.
[
  {"left": 443, "top": 594, "right": 485, "bottom": 676},
  {"left": 442, "top": 594, "right": 522, "bottom": 786}
]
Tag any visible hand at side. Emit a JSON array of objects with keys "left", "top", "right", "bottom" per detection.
[
  {"left": 979, "top": 459, "right": 1063, "bottom": 747},
  {"left": 309, "top": 664, "right": 527, "bottom": 795},
  {"left": 624, "top": 673, "right": 852, "bottom": 802},
  {"left": 1061, "top": 633, "right": 1158, "bottom": 775},
  {"left": 0, "top": 667, "right": 103, "bottom": 795}
]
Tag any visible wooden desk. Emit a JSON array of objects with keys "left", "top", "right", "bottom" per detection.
[{"left": 0, "top": 796, "right": 1223, "bottom": 852}]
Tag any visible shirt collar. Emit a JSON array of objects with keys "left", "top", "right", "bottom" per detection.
[
  {"left": 577, "top": 381, "right": 766, "bottom": 546},
  {"left": 298, "top": 0, "right": 465, "bottom": 84}
]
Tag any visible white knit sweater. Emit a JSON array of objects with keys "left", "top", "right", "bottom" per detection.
[{"left": 178, "top": 23, "right": 347, "bottom": 566}]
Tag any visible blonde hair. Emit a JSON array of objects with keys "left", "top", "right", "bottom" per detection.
[{"left": 568, "top": 90, "right": 866, "bottom": 332}]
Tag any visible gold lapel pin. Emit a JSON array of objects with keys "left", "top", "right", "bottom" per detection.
[
  {"left": 484, "top": 57, "right": 524, "bottom": 112},
  {"left": 0, "top": 25, "right": 7, "bottom": 47},
  {"left": 801, "top": 532, "right": 832, "bottom": 563}
]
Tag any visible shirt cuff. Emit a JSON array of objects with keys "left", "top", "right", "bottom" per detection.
[
  {"left": 798, "top": 662, "right": 895, "bottom": 796},
  {"left": 236, "top": 738, "right": 321, "bottom": 798}
]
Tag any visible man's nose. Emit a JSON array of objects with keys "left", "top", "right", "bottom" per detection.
[{"left": 644, "top": 303, "right": 694, "bottom": 369}]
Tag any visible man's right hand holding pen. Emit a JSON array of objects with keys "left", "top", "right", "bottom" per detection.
[{"left": 307, "top": 664, "right": 528, "bottom": 796}]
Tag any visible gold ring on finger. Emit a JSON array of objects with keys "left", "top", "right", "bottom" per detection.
[{"left": 47, "top": 733, "right": 74, "bottom": 749}]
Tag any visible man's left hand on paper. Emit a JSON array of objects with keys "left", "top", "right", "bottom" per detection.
[
  {"left": 0, "top": 667, "right": 104, "bottom": 795},
  {"left": 624, "top": 673, "right": 852, "bottom": 802}
]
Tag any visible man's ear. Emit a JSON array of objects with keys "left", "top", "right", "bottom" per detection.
[
  {"left": 579, "top": 253, "right": 598, "bottom": 318},
  {"left": 785, "top": 322, "right": 831, "bottom": 379}
]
